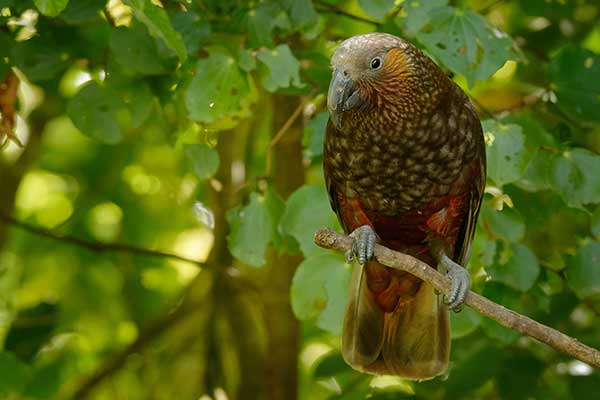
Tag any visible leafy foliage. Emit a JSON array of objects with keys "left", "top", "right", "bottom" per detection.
[{"left": 0, "top": 0, "right": 599, "bottom": 399}]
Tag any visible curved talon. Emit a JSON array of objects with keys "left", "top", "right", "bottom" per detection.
[
  {"left": 438, "top": 254, "right": 470, "bottom": 312},
  {"left": 347, "top": 225, "right": 377, "bottom": 265}
]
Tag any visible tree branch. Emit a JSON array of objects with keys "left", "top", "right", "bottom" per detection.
[
  {"left": 314, "top": 227, "right": 600, "bottom": 369},
  {"left": 314, "top": 0, "right": 381, "bottom": 26},
  {"left": 0, "top": 213, "right": 202, "bottom": 267}
]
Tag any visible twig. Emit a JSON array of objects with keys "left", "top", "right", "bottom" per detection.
[
  {"left": 0, "top": 213, "right": 202, "bottom": 267},
  {"left": 314, "top": 0, "right": 380, "bottom": 26},
  {"left": 314, "top": 227, "right": 600, "bottom": 369}
]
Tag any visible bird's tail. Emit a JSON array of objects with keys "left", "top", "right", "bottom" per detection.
[{"left": 342, "top": 261, "right": 449, "bottom": 379}]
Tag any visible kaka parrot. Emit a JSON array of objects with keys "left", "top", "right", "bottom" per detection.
[{"left": 323, "top": 33, "right": 486, "bottom": 379}]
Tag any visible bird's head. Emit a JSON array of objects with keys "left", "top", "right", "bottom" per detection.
[{"left": 327, "top": 32, "right": 447, "bottom": 129}]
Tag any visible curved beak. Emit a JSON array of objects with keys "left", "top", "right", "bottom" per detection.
[{"left": 327, "top": 69, "right": 361, "bottom": 128}]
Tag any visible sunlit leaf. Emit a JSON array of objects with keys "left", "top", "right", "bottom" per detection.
[
  {"left": 417, "top": 7, "right": 519, "bottom": 86},
  {"left": 33, "top": 0, "right": 69, "bottom": 16},
  {"left": 290, "top": 253, "right": 350, "bottom": 334},
  {"left": 280, "top": 185, "right": 338, "bottom": 257}
]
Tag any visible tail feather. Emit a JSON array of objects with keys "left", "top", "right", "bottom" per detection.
[
  {"left": 342, "top": 262, "right": 449, "bottom": 380},
  {"left": 342, "top": 260, "right": 385, "bottom": 367}
]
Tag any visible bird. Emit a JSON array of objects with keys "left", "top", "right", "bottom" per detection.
[{"left": 323, "top": 32, "right": 486, "bottom": 379}]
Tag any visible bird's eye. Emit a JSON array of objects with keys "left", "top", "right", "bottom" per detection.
[{"left": 370, "top": 57, "right": 382, "bottom": 70}]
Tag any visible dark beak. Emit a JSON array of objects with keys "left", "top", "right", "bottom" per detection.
[{"left": 327, "top": 69, "right": 362, "bottom": 128}]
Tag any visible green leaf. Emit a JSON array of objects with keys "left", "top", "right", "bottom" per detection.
[
  {"left": 549, "top": 46, "right": 600, "bottom": 125},
  {"left": 123, "top": 0, "right": 187, "bottom": 62},
  {"left": 303, "top": 111, "right": 328, "bottom": 159},
  {"left": 487, "top": 243, "right": 540, "bottom": 292},
  {"left": 109, "top": 25, "right": 170, "bottom": 76},
  {"left": 496, "top": 354, "right": 544, "bottom": 400},
  {"left": 185, "top": 46, "right": 257, "bottom": 128},
  {"left": 280, "top": 185, "right": 338, "bottom": 257},
  {"left": 549, "top": 148, "right": 600, "bottom": 209},
  {"left": 263, "top": 188, "right": 297, "bottom": 253},
  {"left": 238, "top": 49, "right": 257, "bottom": 72},
  {"left": 290, "top": 253, "right": 350, "bottom": 334},
  {"left": 445, "top": 344, "right": 503, "bottom": 398},
  {"left": 398, "top": 0, "right": 448, "bottom": 36},
  {"left": 591, "top": 206, "right": 600, "bottom": 238},
  {"left": 11, "top": 39, "right": 69, "bottom": 82},
  {"left": 313, "top": 351, "right": 347, "bottom": 378},
  {"left": 417, "top": 7, "right": 519, "bottom": 86},
  {"left": 517, "top": 151, "right": 553, "bottom": 192},
  {"left": 0, "top": 352, "right": 30, "bottom": 395},
  {"left": 171, "top": 11, "right": 211, "bottom": 55},
  {"left": 226, "top": 192, "right": 273, "bottom": 267},
  {"left": 184, "top": 144, "right": 219, "bottom": 181},
  {"left": 480, "top": 283, "right": 521, "bottom": 343},
  {"left": 566, "top": 241, "right": 600, "bottom": 300},
  {"left": 470, "top": 231, "right": 497, "bottom": 269},
  {"left": 280, "top": 0, "right": 318, "bottom": 28},
  {"left": 257, "top": 44, "right": 303, "bottom": 92},
  {"left": 450, "top": 307, "right": 481, "bottom": 338},
  {"left": 483, "top": 120, "right": 532, "bottom": 186},
  {"left": 358, "top": 0, "right": 394, "bottom": 20},
  {"left": 24, "top": 360, "right": 63, "bottom": 398},
  {"left": 480, "top": 204, "right": 525, "bottom": 242},
  {"left": 246, "top": 2, "right": 289, "bottom": 48},
  {"left": 120, "top": 82, "right": 154, "bottom": 129},
  {"left": 33, "top": 0, "right": 69, "bottom": 16},
  {"left": 61, "top": 0, "right": 104, "bottom": 24},
  {"left": 67, "top": 82, "right": 122, "bottom": 145}
]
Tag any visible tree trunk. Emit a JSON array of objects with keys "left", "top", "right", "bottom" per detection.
[{"left": 260, "top": 94, "right": 305, "bottom": 400}]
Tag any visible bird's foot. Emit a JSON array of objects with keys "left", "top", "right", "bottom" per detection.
[
  {"left": 438, "top": 254, "right": 470, "bottom": 312},
  {"left": 345, "top": 225, "right": 377, "bottom": 265}
]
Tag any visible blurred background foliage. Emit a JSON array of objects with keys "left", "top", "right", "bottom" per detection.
[{"left": 0, "top": 0, "right": 599, "bottom": 399}]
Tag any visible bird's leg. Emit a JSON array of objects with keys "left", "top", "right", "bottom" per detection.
[
  {"left": 437, "top": 253, "right": 470, "bottom": 312},
  {"left": 345, "top": 225, "right": 377, "bottom": 265}
]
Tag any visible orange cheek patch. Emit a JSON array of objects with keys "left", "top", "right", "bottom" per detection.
[{"left": 384, "top": 48, "right": 411, "bottom": 77}]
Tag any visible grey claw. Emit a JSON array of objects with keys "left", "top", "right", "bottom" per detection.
[
  {"left": 348, "top": 225, "right": 377, "bottom": 265},
  {"left": 439, "top": 254, "right": 470, "bottom": 312}
]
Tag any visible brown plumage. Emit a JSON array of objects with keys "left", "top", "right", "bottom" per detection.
[{"left": 323, "top": 33, "right": 486, "bottom": 379}]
